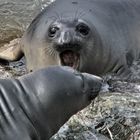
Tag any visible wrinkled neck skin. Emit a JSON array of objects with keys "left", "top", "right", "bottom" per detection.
[
  {"left": 14, "top": 78, "right": 50, "bottom": 140},
  {"left": 0, "top": 78, "right": 48, "bottom": 140},
  {"left": 18, "top": 76, "right": 58, "bottom": 139},
  {"left": 0, "top": 77, "right": 52, "bottom": 140}
]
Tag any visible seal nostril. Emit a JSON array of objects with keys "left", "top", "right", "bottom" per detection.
[
  {"left": 76, "top": 23, "right": 90, "bottom": 36},
  {"left": 48, "top": 26, "right": 59, "bottom": 38}
]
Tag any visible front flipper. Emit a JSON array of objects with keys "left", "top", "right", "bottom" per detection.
[{"left": 0, "top": 38, "right": 23, "bottom": 61}]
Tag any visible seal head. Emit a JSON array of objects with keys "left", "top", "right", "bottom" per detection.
[
  {"left": 0, "top": 66, "right": 103, "bottom": 140},
  {"left": 47, "top": 18, "right": 91, "bottom": 70},
  {"left": 19, "top": 66, "right": 103, "bottom": 139},
  {"left": 23, "top": 0, "right": 99, "bottom": 74}
]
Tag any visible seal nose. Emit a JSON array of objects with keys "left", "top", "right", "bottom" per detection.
[
  {"left": 58, "top": 31, "right": 72, "bottom": 45},
  {"left": 82, "top": 73, "right": 103, "bottom": 100}
]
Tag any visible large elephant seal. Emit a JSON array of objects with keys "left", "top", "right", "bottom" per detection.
[
  {"left": 0, "top": 66, "right": 103, "bottom": 140},
  {"left": 1, "top": 0, "right": 140, "bottom": 76}
]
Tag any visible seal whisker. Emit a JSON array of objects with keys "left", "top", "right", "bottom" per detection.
[
  {"left": 47, "top": 16, "right": 57, "bottom": 23},
  {"left": 76, "top": 10, "right": 87, "bottom": 19},
  {"left": 73, "top": 9, "right": 80, "bottom": 21},
  {"left": 53, "top": 11, "right": 62, "bottom": 21},
  {"left": 43, "top": 46, "right": 57, "bottom": 58}
]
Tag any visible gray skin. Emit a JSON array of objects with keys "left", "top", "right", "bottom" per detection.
[
  {"left": 2, "top": 0, "right": 140, "bottom": 76},
  {"left": 0, "top": 66, "right": 102, "bottom": 140}
]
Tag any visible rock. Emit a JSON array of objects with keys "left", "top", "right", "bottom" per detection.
[{"left": 0, "top": 0, "right": 54, "bottom": 47}]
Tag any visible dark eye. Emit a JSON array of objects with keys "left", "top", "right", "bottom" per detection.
[
  {"left": 76, "top": 23, "right": 90, "bottom": 36},
  {"left": 48, "top": 26, "right": 59, "bottom": 38}
]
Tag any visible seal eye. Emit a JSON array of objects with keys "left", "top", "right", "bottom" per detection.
[
  {"left": 48, "top": 26, "right": 59, "bottom": 38},
  {"left": 76, "top": 23, "right": 90, "bottom": 36}
]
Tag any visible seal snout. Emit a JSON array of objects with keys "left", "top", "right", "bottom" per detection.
[
  {"left": 89, "top": 78, "right": 103, "bottom": 100},
  {"left": 58, "top": 31, "right": 73, "bottom": 45},
  {"left": 46, "top": 19, "right": 91, "bottom": 71},
  {"left": 82, "top": 73, "right": 103, "bottom": 100},
  {"left": 48, "top": 23, "right": 82, "bottom": 69}
]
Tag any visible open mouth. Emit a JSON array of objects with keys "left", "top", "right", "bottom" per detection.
[{"left": 60, "top": 50, "right": 80, "bottom": 69}]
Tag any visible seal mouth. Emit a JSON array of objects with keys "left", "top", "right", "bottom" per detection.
[{"left": 60, "top": 50, "right": 80, "bottom": 69}]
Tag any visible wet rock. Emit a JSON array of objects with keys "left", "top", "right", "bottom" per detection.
[{"left": 0, "top": 0, "right": 54, "bottom": 47}]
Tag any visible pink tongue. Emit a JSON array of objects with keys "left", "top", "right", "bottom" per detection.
[{"left": 61, "top": 51, "right": 78, "bottom": 67}]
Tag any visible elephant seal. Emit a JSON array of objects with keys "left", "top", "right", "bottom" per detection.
[
  {"left": 0, "top": 66, "right": 103, "bottom": 140},
  {"left": 1, "top": 0, "right": 140, "bottom": 76}
]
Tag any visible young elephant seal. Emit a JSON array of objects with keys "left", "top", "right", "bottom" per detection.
[
  {"left": 0, "top": 66, "right": 102, "bottom": 140},
  {"left": 1, "top": 0, "right": 140, "bottom": 76}
]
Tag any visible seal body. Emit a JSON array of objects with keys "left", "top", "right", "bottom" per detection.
[
  {"left": 0, "top": 66, "right": 102, "bottom": 140},
  {"left": 1, "top": 0, "right": 140, "bottom": 76},
  {"left": 21, "top": 0, "right": 140, "bottom": 76}
]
